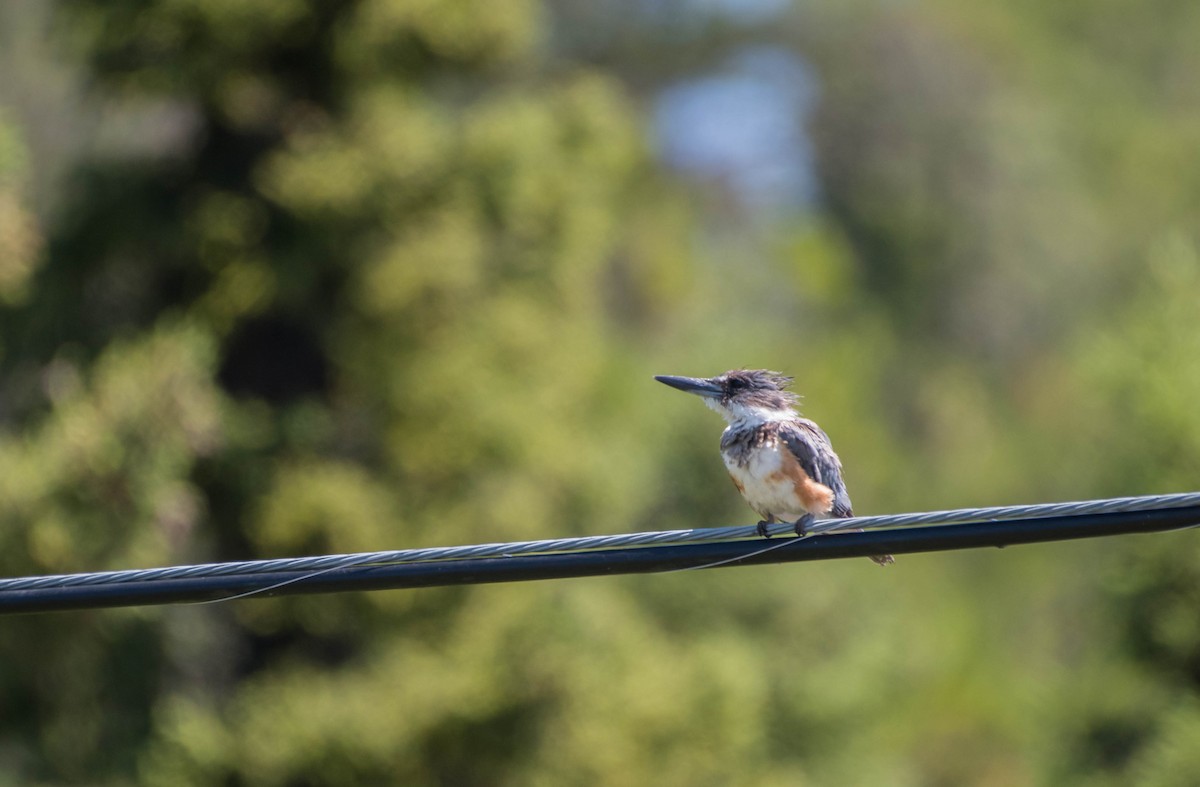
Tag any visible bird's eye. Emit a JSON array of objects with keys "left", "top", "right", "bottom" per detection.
[{"left": 727, "top": 378, "right": 744, "bottom": 392}]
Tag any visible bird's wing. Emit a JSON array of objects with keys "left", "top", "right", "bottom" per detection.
[{"left": 778, "top": 419, "right": 853, "bottom": 517}]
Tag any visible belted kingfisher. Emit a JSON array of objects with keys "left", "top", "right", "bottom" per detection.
[{"left": 656, "top": 369, "right": 894, "bottom": 566}]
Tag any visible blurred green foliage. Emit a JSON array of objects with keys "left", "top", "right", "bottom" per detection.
[
  {"left": 0, "top": 115, "right": 41, "bottom": 304},
  {"left": 0, "top": 0, "right": 1198, "bottom": 784}
]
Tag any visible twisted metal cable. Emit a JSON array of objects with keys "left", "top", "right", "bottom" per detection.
[{"left": 2, "top": 491, "right": 1199, "bottom": 593}]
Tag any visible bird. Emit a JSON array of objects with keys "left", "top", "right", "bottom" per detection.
[{"left": 655, "top": 369, "right": 894, "bottom": 566}]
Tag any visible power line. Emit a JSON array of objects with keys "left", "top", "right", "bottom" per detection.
[
  {"left": 1, "top": 492, "right": 1198, "bottom": 615},
  {"left": 8, "top": 491, "right": 1199, "bottom": 588}
]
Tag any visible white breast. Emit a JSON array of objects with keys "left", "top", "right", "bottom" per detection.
[{"left": 722, "top": 439, "right": 808, "bottom": 520}]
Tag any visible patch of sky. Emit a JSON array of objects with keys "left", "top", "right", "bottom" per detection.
[
  {"left": 653, "top": 46, "right": 819, "bottom": 211},
  {"left": 683, "top": 0, "right": 791, "bottom": 23}
]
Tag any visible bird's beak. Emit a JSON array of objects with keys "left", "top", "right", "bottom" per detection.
[{"left": 654, "top": 374, "right": 722, "bottom": 399}]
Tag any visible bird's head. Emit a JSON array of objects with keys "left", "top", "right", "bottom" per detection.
[{"left": 654, "top": 369, "right": 799, "bottom": 426}]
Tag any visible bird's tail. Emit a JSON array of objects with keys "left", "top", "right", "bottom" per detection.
[
  {"left": 849, "top": 528, "right": 894, "bottom": 566},
  {"left": 833, "top": 508, "right": 893, "bottom": 565}
]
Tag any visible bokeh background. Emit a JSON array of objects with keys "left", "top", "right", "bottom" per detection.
[{"left": 2, "top": 0, "right": 1200, "bottom": 783}]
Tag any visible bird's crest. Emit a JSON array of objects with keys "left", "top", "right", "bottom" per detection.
[{"left": 720, "top": 369, "right": 800, "bottom": 410}]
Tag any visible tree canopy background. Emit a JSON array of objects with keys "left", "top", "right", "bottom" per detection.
[{"left": 1, "top": 0, "right": 1199, "bottom": 783}]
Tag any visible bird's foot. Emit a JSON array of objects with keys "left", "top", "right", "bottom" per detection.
[
  {"left": 793, "top": 514, "right": 815, "bottom": 537},
  {"left": 756, "top": 520, "right": 773, "bottom": 539}
]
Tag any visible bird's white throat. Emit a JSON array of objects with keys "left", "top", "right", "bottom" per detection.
[{"left": 705, "top": 398, "right": 796, "bottom": 430}]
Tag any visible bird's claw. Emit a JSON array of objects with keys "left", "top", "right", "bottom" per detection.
[
  {"left": 793, "top": 514, "right": 815, "bottom": 537},
  {"left": 756, "top": 520, "right": 773, "bottom": 539}
]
